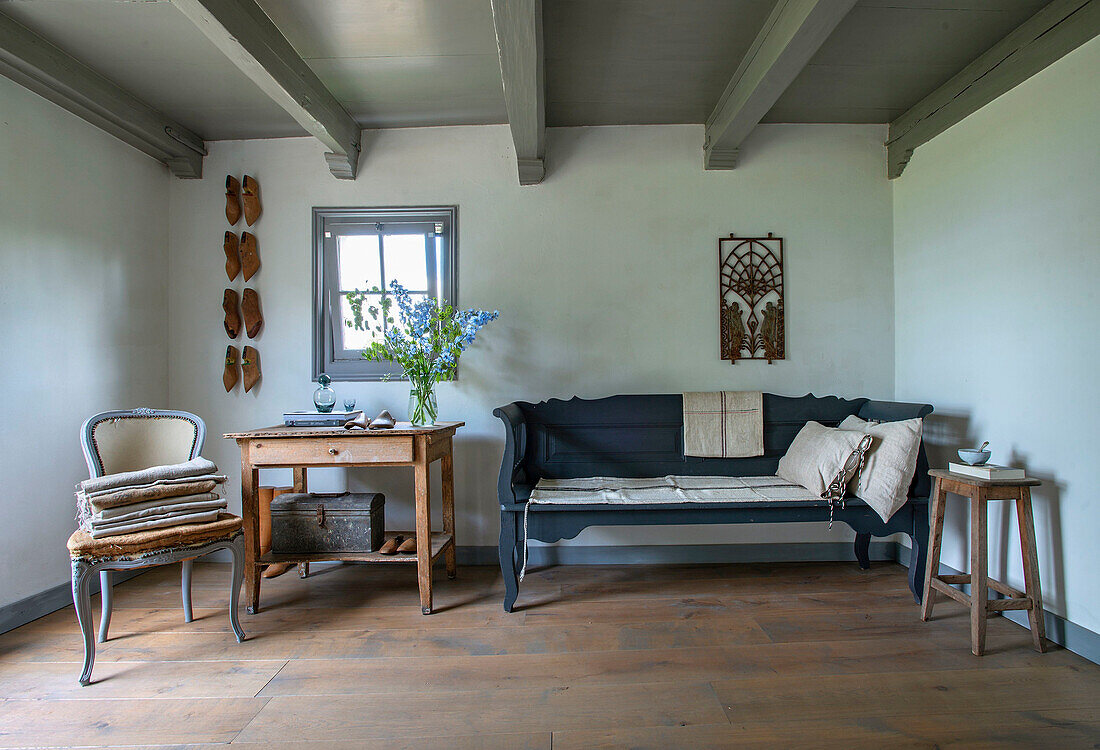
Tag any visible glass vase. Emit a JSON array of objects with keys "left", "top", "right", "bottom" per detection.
[
  {"left": 407, "top": 384, "right": 438, "bottom": 426},
  {"left": 313, "top": 374, "right": 336, "bottom": 413}
]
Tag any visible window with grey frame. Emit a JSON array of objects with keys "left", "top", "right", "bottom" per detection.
[{"left": 312, "top": 206, "right": 457, "bottom": 381}]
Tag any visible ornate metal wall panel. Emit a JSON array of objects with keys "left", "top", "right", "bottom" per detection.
[{"left": 718, "top": 233, "right": 785, "bottom": 363}]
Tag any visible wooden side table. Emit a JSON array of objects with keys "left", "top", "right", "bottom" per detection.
[
  {"left": 224, "top": 422, "right": 463, "bottom": 615},
  {"left": 922, "top": 468, "right": 1046, "bottom": 655}
]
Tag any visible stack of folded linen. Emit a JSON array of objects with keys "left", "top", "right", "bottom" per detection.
[{"left": 76, "top": 457, "right": 228, "bottom": 539}]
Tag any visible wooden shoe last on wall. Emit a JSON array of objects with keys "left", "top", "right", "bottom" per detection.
[
  {"left": 223, "top": 289, "right": 241, "bottom": 338},
  {"left": 242, "top": 346, "right": 261, "bottom": 392},
  {"left": 242, "top": 175, "right": 261, "bottom": 226},
  {"left": 241, "top": 232, "right": 260, "bottom": 281},
  {"left": 225, "top": 176, "right": 241, "bottom": 225},
  {"left": 223, "top": 345, "right": 240, "bottom": 392},
  {"left": 224, "top": 232, "right": 240, "bottom": 281},
  {"left": 242, "top": 288, "right": 263, "bottom": 338}
]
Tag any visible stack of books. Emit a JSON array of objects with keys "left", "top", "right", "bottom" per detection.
[
  {"left": 948, "top": 462, "right": 1025, "bottom": 480},
  {"left": 283, "top": 411, "right": 358, "bottom": 427}
]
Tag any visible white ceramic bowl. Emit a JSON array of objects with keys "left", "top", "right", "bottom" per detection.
[{"left": 958, "top": 448, "right": 991, "bottom": 465}]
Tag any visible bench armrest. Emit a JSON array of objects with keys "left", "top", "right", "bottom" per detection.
[{"left": 493, "top": 402, "right": 530, "bottom": 508}]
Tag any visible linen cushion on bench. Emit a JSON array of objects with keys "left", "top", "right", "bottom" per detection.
[
  {"left": 68, "top": 512, "right": 242, "bottom": 560},
  {"left": 529, "top": 475, "right": 820, "bottom": 505},
  {"left": 839, "top": 415, "right": 923, "bottom": 522},
  {"left": 776, "top": 421, "right": 870, "bottom": 496}
]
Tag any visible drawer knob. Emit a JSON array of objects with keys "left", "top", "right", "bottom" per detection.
[{"left": 328, "top": 447, "right": 338, "bottom": 455}]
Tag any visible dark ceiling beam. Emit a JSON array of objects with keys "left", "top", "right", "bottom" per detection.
[
  {"left": 490, "top": 0, "right": 545, "bottom": 185},
  {"left": 703, "top": 0, "right": 857, "bottom": 169},
  {"left": 0, "top": 11, "right": 205, "bottom": 178},
  {"left": 887, "top": 0, "right": 1098, "bottom": 179},
  {"left": 170, "top": 0, "right": 361, "bottom": 180}
]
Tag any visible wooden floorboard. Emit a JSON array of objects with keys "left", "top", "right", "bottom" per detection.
[{"left": 1, "top": 560, "right": 1097, "bottom": 748}]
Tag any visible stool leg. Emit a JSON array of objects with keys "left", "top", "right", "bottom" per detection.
[
  {"left": 72, "top": 560, "right": 95, "bottom": 686},
  {"left": 1016, "top": 488, "right": 1047, "bottom": 652},
  {"left": 921, "top": 479, "right": 946, "bottom": 621},
  {"left": 97, "top": 571, "right": 113, "bottom": 643},
  {"left": 970, "top": 491, "right": 988, "bottom": 656}
]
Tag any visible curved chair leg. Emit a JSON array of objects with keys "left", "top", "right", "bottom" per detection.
[
  {"left": 228, "top": 536, "right": 246, "bottom": 643},
  {"left": 72, "top": 560, "right": 96, "bottom": 686},
  {"left": 181, "top": 560, "right": 194, "bottom": 623},
  {"left": 854, "top": 533, "right": 872, "bottom": 570},
  {"left": 97, "top": 570, "right": 113, "bottom": 643}
]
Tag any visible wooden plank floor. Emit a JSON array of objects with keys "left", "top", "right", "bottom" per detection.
[{"left": 1, "top": 560, "right": 1099, "bottom": 748}]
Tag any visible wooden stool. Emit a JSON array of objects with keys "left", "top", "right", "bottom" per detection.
[{"left": 922, "top": 469, "right": 1046, "bottom": 655}]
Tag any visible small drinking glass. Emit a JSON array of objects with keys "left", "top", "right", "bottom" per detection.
[{"left": 343, "top": 398, "right": 357, "bottom": 412}]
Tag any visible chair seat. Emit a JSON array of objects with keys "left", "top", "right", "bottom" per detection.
[{"left": 68, "top": 513, "right": 243, "bottom": 560}]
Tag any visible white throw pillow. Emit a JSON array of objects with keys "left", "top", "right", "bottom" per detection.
[
  {"left": 776, "top": 422, "right": 871, "bottom": 497},
  {"left": 838, "top": 415, "right": 923, "bottom": 523}
]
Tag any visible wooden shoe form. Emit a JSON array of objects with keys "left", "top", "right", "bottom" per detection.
[
  {"left": 241, "top": 232, "right": 261, "bottom": 281},
  {"left": 378, "top": 535, "right": 404, "bottom": 555},
  {"left": 226, "top": 176, "right": 241, "bottom": 225},
  {"left": 397, "top": 536, "right": 417, "bottom": 554},
  {"left": 242, "top": 346, "right": 261, "bottom": 392},
  {"left": 223, "top": 289, "right": 241, "bottom": 338},
  {"left": 223, "top": 345, "right": 240, "bottom": 392},
  {"left": 224, "top": 232, "right": 240, "bottom": 280},
  {"left": 242, "top": 175, "right": 262, "bottom": 226},
  {"left": 242, "top": 288, "right": 263, "bottom": 338}
]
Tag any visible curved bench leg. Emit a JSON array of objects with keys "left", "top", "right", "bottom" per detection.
[
  {"left": 72, "top": 560, "right": 96, "bottom": 686},
  {"left": 854, "top": 533, "right": 871, "bottom": 570},
  {"left": 499, "top": 511, "right": 520, "bottom": 613},
  {"left": 97, "top": 571, "right": 112, "bottom": 643},
  {"left": 908, "top": 504, "right": 930, "bottom": 604},
  {"left": 228, "top": 536, "right": 246, "bottom": 643},
  {"left": 181, "top": 560, "right": 194, "bottom": 623}
]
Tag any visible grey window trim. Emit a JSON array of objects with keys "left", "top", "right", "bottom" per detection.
[{"left": 312, "top": 206, "right": 458, "bottom": 382}]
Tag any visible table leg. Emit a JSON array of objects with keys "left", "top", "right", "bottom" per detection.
[
  {"left": 293, "top": 468, "right": 309, "bottom": 579},
  {"left": 921, "top": 478, "right": 946, "bottom": 621},
  {"left": 1016, "top": 488, "right": 1047, "bottom": 652},
  {"left": 441, "top": 446, "right": 457, "bottom": 580},
  {"left": 414, "top": 446, "right": 433, "bottom": 615},
  {"left": 239, "top": 444, "right": 261, "bottom": 614},
  {"left": 970, "top": 489, "right": 988, "bottom": 656}
]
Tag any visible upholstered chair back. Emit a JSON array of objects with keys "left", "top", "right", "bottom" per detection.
[{"left": 81, "top": 409, "right": 206, "bottom": 478}]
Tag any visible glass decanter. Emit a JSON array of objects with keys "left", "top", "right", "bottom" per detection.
[{"left": 313, "top": 374, "right": 336, "bottom": 413}]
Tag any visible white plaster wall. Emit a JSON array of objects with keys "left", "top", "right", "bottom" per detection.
[
  {"left": 167, "top": 123, "right": 895, "bottom": 549},
  {"left": 0, "top": 77, "right": 170, "bottom": 608},
  {"left": 894, "top": 39, "right": 1100, "bottom": 634}
]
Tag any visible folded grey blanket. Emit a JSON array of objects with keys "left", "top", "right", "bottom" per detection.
[
  {"left": 81, "top": 476, "right": 225, "bottom": 511},
  {"left": 92, "top": 493, "right": 225, "bottom": 524},
  {"left": 88, "top": 508, "right": 224, "bottom": 539},
  {"left": 79, "top": 457, "right": 219, "bottom": 496}
]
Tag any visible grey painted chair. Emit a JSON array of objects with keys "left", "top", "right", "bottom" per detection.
[{"left": 71, "top": 408, "right": 244, "bottom": 685}]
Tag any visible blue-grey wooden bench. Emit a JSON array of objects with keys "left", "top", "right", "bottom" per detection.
[{"left": 494, "top": 393, "right": 933, "bottom": 612}]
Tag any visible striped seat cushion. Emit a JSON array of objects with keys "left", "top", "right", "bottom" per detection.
[{"left": 529, "top": 475, "right": 820, "bottom": 505}]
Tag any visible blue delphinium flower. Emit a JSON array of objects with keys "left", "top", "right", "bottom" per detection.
[{"left": 344, "top": 280, "right": 499, "bottom": 422}]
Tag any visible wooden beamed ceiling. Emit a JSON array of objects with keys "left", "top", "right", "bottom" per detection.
[
  {"left": 0, "top": 11, "right": 206, "bottom": 178},
  {"left": 169, "top": 0, "right": 362, "bottom": 180},
  {"left": 0, "top": 0, "right": 1095, "bottom": 182},
  {"left": 886, "top": 0, "right": 1099, "bottom": 178}
]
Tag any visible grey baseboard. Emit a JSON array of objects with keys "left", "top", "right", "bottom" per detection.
[
  {"left": 0, "top": 570, "right": 143, "bottom": 636},
  {"left": 899, "top": 545, "right": 1100, "bottom": 666}
]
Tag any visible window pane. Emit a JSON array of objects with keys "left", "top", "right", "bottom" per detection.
[
  {"left": 338, "top": 293, "right": 385, "bottom": 351},
  {"left": 383, "top": 234, "right": 429, "bottom": 292},
  {"left": 338, "top": 235, "right": 381, "bottom": 291}
]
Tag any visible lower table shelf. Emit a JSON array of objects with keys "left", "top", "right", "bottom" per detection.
[{"left": 257, "top": 531, "right": 453, "bottom": 565}]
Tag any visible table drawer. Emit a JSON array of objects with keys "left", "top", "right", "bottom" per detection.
[{"left": 250, "top": 437, "right": 414, "bottom": 465}]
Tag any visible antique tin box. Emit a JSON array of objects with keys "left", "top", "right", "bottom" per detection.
[{"left": 270, "top": 492, "right": 385, "bottom": 553}]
